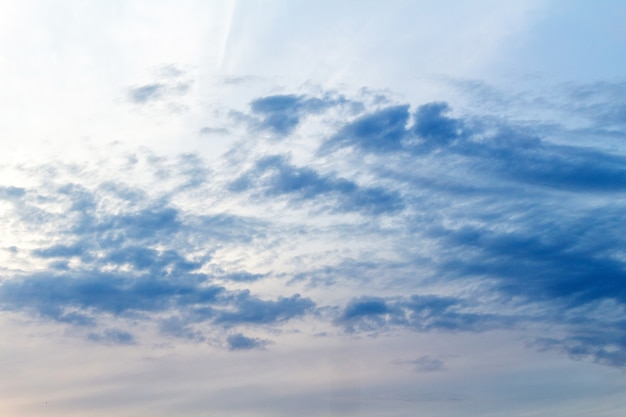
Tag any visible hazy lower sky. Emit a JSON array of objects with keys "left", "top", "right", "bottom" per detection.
[{"left": 1, "top": 1, "right": 626, "bottom": 416}]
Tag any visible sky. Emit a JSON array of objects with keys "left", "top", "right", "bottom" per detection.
[{"left": 1, "top": 1, "right": 626, "bottom": 416}]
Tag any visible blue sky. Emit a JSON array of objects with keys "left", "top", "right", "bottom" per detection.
[{"left": 1, "top": 1, "right": 626, "bottom": 416}]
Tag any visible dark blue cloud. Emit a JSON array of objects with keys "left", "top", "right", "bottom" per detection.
[
  {"left": 0, "top": 271, "right": 315, "bottom": 341},
  {"left": 0, "top": 272, "right": 217, "bottom": 316},
  {"left": 107, "top": 207, "right": 182, "bottom": 239},
  {"left": 250, "top": 95, "right": 302, "bottom": 136},
  {"left": 226, "top": 333, "right": 269, "bottom": 351},
  {"left": 341, "top": 297, "right": 389, "bottom": 320},
  {"left": 505, "top": 145, "right": 626, "bottom": 192},
  {"left": 313, "top": 95, "right": 626, "bottom": 192},
  {"left": 420, "top": 200, "right": 626, "bottom": 367},
  {"left": 336, "top": 294, "right": 513, "bottom": 334},
  {"left": 0, "top": 171, "right": 310, "bottom": 344},
  {"left": 249, "top": 93, "right": 354, "bottom": 136},
  {"left": 22, "top": 178, "right": 263, "bottom": 272},
  {"left": 320, "top": 105, "right": 410, "bottom": 153},
  {"left": 1, "top": 177, "right": 278, "bottom": 346},
  {"left": 453, "top": 129, "right": 626, "bottom": 192},
  {"left": 413, "top": 102, "right": 463, "bottom": 146},
  {"left": 28, "top": 205, "right": 210, "bottom": 277},
  {"left": 336, "top": 297, "right": 391, "bottom": 332},
  {"left": 463, "top": 130, "right": 621, "bottom": 194},
  {"left": 105, "top": 246, "right": 161, "bottom": 270},
  {"left": 58, "top": 202, "right": 183, "bottom": 244},
  {"left": 230, "top": 155, "right": 403, "bottom": 214},
  {"left": 441, "top": 102, "right": 626, "bottom": 192},
  {"left": 33, "top": 244, "right": 85, "bottom": 259},
  {"left": 438, "top": 224, "right": 626, "bottom": 306}
]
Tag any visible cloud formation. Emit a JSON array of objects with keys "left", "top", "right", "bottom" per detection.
[
  {"left": 336, "top": 295, "right": 513, "bottom": 334},
  {"left": 1, "top": 82, "right": 625, "bottom": 370},
  {"left": 246, "top": 93, "right": 358, "bottom": 136},
  {"left": 226, "top": 333, "right": 270, "bottom": 351},
  {"left": 129, "top": 83, "right": 165, "bottom": 103},
  {"left": 230, "top": 154, "right": 403, "bottom": 214},
  {"left": 320, "top": 105, "right": 410, "bottom": 153}
]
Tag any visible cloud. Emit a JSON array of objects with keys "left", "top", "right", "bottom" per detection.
[
  {"left": 2, "top": 82, "right": 626, "bottom": 368},
  {"left": 127, "top": 67, "right": 193, "bottom": 106},
  {"left": 341, "top": 297, "right": 389, "bottom": 320},
  {"left": 0, "top": 271, "right": 315, "bottom": 344},
  {"left": 336, "top": 294, "right": 514, "bottom": 334},
  {"left": 456, "top": 131, "right": 626, "bottom": 192},
  {"left": 87, "top": 329, "right": 136, "bottom": 345},
  {"left": 158, "top": 315, "right": 205, "bottom": 341},
  {"left": 33, "top": 244, "right": 85, "bottom": 259},
  {"left": 247, "top": 93, "right": 354, "bottom": 136},
  {"left": 249, "top": 94, "right": 305, "bottom": 136},
  {"left": 413, "top": 102, "right": 464, "bottom": 146},
  {"left": 129, "top": 83, "right": 165, "bottom": 103},
  {"left": 106, "top": 246, "right": 202, "bottom": 273},
  {"left": 317, "top": 96, "right": 626, "bottom": 192},
  {"left": 437, "top": 222, "right": 626, "bottom": 307},
  {"left": 320, "top": 105, "right": 410, "bottom": 153},
  {"left": 529, "top": 289, "right": 626, "bottom": 368},
  {"left": 0, "top": 272, "right": 214, "bottom": 316},
  {"left": 103, "top": 206, "right": 182, "bottom": 239},
  {"left": 223, "top": 272, "right": 267, "bottom": 282},
  {"left": 0, "top": 186, "right": 26, "bottom": 200},
  {"left": 0, "top": 162, "right": 313, "bottom": 346},
  {"left": 2, "top": 1, "right": 626, "bottom": 413},
  {"left": 215, "top": 293, "right": 315, "bottom": 326},
  {"left": 230, "top": 155, "right": 404, "bottom": 214},
  {"left": 226, "top": 333, "right": 269, "bottom": 351},
  {"left": 288, "top": 258, "right": 416, "bottom": 288}
]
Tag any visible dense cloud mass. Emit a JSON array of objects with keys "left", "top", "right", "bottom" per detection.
[{"left": 1, "top": 83, "right": 625, "bottom": 371}]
